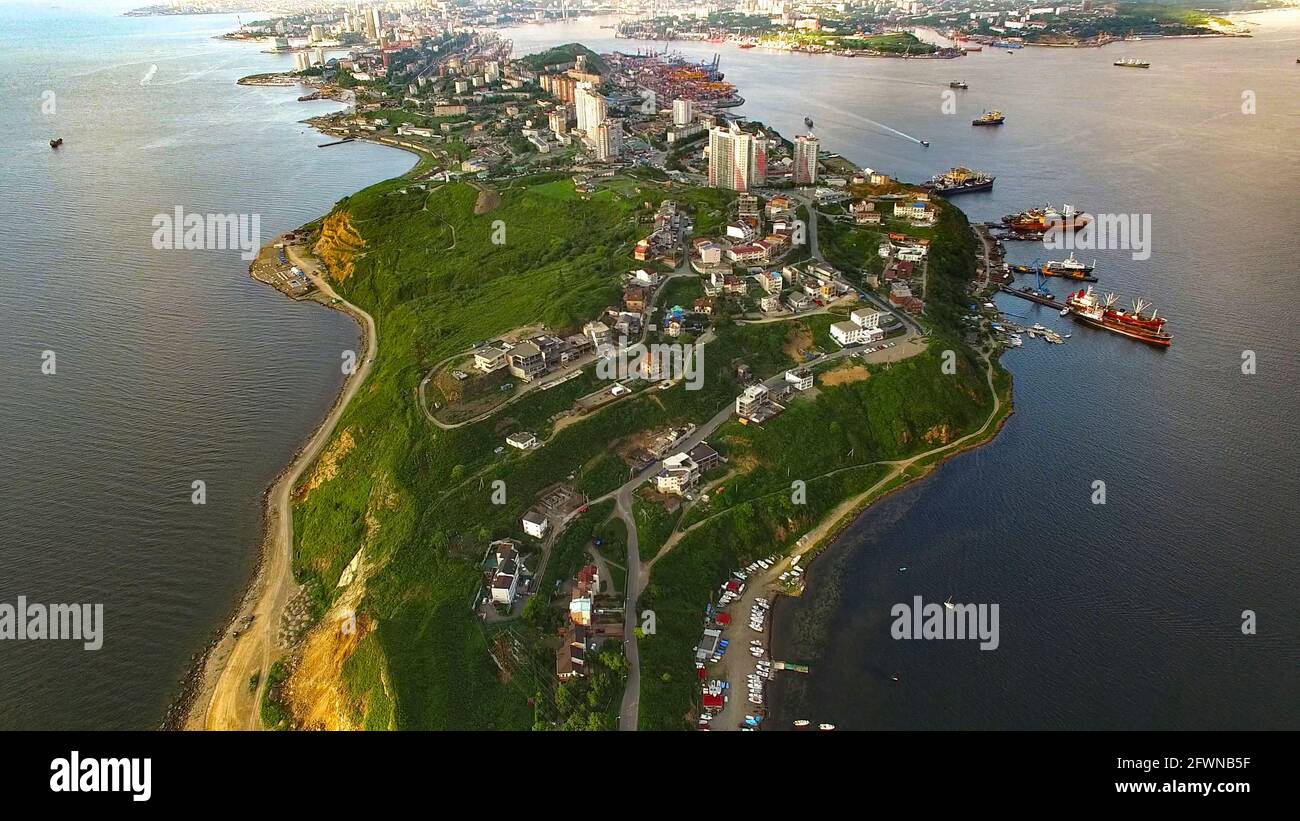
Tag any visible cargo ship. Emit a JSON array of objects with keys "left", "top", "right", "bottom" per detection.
[
  {"left": 1004, "top": 204, "right": 1090, "bottom": 234},
  {"left": 972, "top": 110, "right": 1005, "bottom": 126},
  {"left": 1041, "top": 252, "right": 1096, "bottom": 280},
  {"left": 1113, "top": 58, "right": 1150, "bottom": 69},
  {"left": 923, "top": 166, "right": 994, "bottom": 195},
  {"left": 1064, "top": 287, "right": 1172, "bottom": 347}
]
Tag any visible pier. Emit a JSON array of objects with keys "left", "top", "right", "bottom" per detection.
[{"left": 997, "top": 283, "right": 1066, "bottom": 310}]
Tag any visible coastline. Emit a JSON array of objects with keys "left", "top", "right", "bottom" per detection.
[
  {"left": 170, "top": 78, "right": 413, "bottom": 730},
  {"left": 175, "top": 239, "right": 377, "bottom": 730},
  {"left": 741, "top": 358, "right": 1014, "bottom": 729},
  {"left": 183, "top": 26, "right": 1004, "bottom": 733}
]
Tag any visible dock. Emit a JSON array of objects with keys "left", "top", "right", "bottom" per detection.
[
  {"left": 997, "top": 284, "right": 1066, "bottom": 310},
  {"left": 772, "top": 661, "right": 810, "bottom": 674}
]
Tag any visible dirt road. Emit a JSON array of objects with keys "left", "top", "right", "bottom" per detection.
[{"left": 186, "top": 244, "right": 376, "bottom": 730}]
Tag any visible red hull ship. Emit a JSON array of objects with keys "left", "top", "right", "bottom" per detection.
[
  {"left": 1065, "top": 286, "right": 1172, "bottom": 347},
  {"left": 1005, "top": 203, "right": 1090, "bottom": 234}
]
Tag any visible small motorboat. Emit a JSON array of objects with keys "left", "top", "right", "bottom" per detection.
[
  {"left": 920, "top": 140, "right": 930, "bottom": 147},
  {"left": 819, "top": 723, "right": 836, "bottom": 731},
  {"left": 944, "top": 595, "right": 956, "bottom": 610},
  {"left": 793, "top": 719, "right": 811, "bottom": 727}
]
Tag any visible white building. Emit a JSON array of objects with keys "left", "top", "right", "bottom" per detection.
[
  {"left": 594, "top": 119, "right": 623, "bottom": 161},
  {"left": 489, "top": 539, "right": 523, "bottom": 605},
  {"left": 707, "top": 123, "right": 766, "bottom": 192},
  {"left": 672, "top": 97, "right": 694, "bottom": 126},
  {"left": 851, "top": 309, "right": 885, "bottom": 329},
  {"left": 830, "top": 321, "right": 868, "bottom": 347},
  {"left": 785, "top": 369, "right": 814, "bottom": 391},
  {"left": 654, "top": 452, "right": 700, "bottom": 496},
  {"left": 506, "top": 431, "right": 538, "bottom": 450},
  {"left": 522, "top": 510, "right": 550, "bottom": 539},
  {"left": 736, "top": 383, "right": 771, "bottom": 418},
  {"left": 793, "top": 133, "right": 819, "bottom": 186}
]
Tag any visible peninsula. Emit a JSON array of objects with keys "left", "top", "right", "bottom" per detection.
[{"left": 187, "top": 22, "right": 1014, "bottom": 732}]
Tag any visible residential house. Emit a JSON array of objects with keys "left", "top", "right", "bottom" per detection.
[
  {"left": 583, "top": 320, "right": 612, "bottom": 350},
  {"left": 623, "top": 285, "right": 649, "bottom": 313},
  {"left": 555, "top": 624, "right": 590, "bottom": 680},
  {"left": 687, "top": 441, "right": 724, "bottom": 473},
  {"left": 473, "top": 343, "right": 508, "bottom": 373},
  {"left": 758, "top": 270, "right": 783, "bottom": 294},
  {"left": 506, "top": 341, "right": 547, "bottom": 381},
  {"left": 735, "top": 383, "right": 771, "bottom": 420},
  {"left": 785, "top": 368, "right": 814, "bottom": 391},
  {"left": 786, "top": 292, "right": 816, "bottom": 313},
  {"left": 489, "top": 539, "right": 524, "bottom": 605},
  {"left": 522, "top": 509, "right": 550, "bottom": 539},
  {"left": 654, "top": 451, "right": 700, "bottom": 496},
  {"left": 726, "top": 242, "right": 769, "bottom": 264},
  {"left": 506, "top": 431, "right": 538, "bottom": 450}
]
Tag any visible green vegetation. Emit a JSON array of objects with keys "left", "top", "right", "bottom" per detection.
[
  {"left": 258, "top": 660, "right": 292, "bottom": 730},
  {"left": 635, "top": 199, "right": 1008, "bottom": 729},
  {"left": 517, "top": 42, "right": 609, "bottom": 75}
]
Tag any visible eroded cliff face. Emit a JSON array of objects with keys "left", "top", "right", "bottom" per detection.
[{"left": 313, "top": 211, "right": 366, "bottom": 283}]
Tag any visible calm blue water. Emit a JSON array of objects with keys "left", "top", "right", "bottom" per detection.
[
  {"left": 504, "top": 13, "right": 1300, "bottom": 729},
  {"left": 0, "top": 1, "right": 413, "bottom": 728}
]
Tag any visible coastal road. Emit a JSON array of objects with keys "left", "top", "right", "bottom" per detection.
[
  {"left": 710, "top": 355, "right": 1004, "bottom": 730},
  {"left": 194, "top": 243, "right": 376, "bottom": 731}
]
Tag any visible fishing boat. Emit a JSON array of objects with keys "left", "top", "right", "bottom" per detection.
[
  {"left": 1041, "top": 252, "right": 1098, "bottom": 280},
  {"left": 972, "top": 110, "right": 1005, "bottom": 126}
]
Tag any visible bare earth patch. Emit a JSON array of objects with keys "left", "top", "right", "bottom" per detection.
[
  {"left": 783, "top": 322, "right": 813, "bottom": 361},
  {"left": 821, "top": 364, "right": 873, "bottom": 386},
  {"left": 299, "top": 428, "right": 355, "bottom": 498}
]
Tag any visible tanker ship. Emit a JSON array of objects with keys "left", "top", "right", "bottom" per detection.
[{"left": 1063, "top": 287, "right": 1172, "bottom": 347}]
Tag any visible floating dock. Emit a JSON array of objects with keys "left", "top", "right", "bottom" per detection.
[{"left": 997, "top": 284, "right": 1066, "bottom": 310}]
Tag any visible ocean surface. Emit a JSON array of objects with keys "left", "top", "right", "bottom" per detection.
[
  {"left": 0, "top": 1, "right": 413, "bottom": 729},
  {"left": 502, "top": 13, "right": 1300, "bottom": 729}
]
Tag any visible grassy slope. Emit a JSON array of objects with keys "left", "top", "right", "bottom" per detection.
[
  {"left": 293, "top": 177, "right": 643, "bottom": 728},
  {"left": 636, "top": 201, "right": 1008, "bottom": 729}
]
